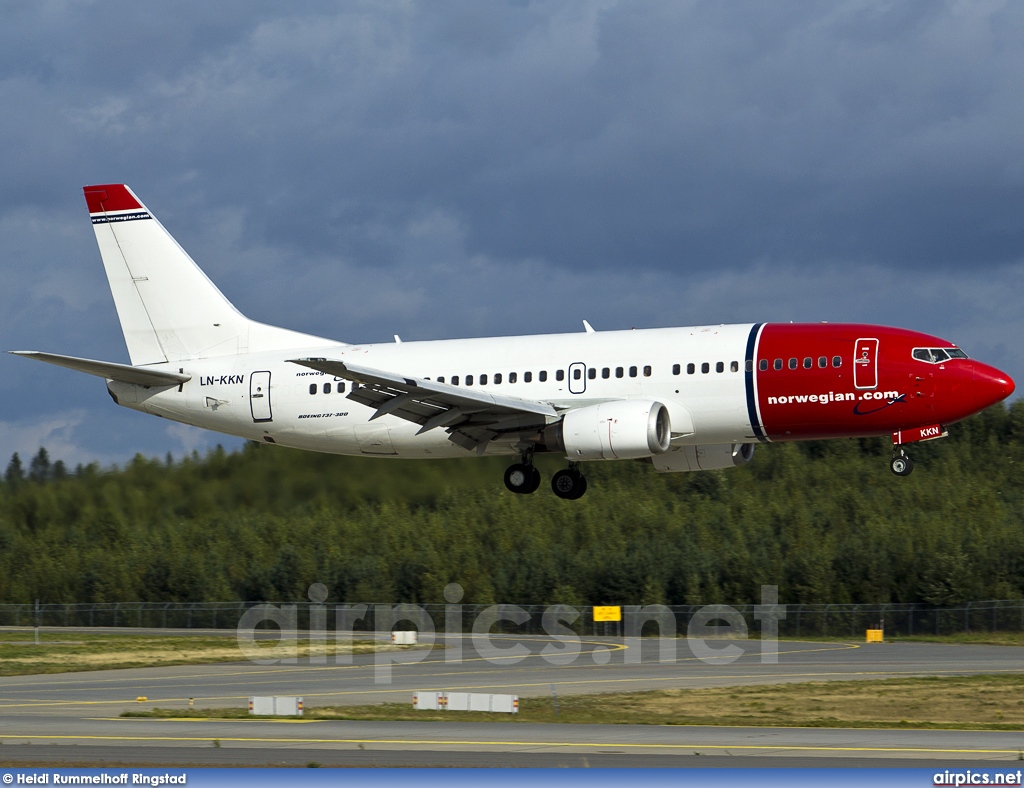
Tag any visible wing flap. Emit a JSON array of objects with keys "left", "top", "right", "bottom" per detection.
[{"left": 289, "top": 357, "right": 558, "bottom": 448}]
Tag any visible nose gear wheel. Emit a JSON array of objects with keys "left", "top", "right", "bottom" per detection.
[{"left": 890, "top": 449, "right": 914, "bottom": 476}]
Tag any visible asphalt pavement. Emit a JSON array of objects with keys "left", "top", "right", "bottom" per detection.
[{"left": 1, "top": 633, "right": 1022, "bottom": 767}]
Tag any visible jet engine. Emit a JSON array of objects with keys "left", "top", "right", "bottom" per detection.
[{"left": 544, "top": 400, "right": 671, "bottom": 460}]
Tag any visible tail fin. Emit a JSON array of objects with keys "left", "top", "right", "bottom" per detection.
[{"left": 84, "top": 184, "right": 329, "bottom": 365}]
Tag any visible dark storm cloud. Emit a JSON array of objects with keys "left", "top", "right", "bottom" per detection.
[{"left": 1, "top": 1, "right": 1022, "bottom": 464}]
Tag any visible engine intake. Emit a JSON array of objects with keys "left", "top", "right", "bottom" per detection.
[{"left": 545, "top": 400, "right": 671, "bottom": 460}]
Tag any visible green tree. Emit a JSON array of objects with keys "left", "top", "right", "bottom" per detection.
[{"left": 5, "top": 452, "right": 24, "bottom": 486}]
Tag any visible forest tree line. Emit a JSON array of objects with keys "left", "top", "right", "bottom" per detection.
[{"left": 2, "top": 402, "right": 1023, "bottom": 607}]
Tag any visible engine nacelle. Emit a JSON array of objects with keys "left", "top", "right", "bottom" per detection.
[
  {"left": 545, "top": 400, "right": 671, "bottom": 460},
  {"left": 651, "top": 443, "right": 755, "bottom": 473}
]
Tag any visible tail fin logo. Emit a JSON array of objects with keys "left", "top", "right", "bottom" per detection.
[{"left": 91, "top": 211, "right": 151, "bottom": 225}]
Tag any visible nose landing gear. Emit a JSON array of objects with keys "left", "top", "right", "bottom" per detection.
[
  {"left": 551, "top": 463, "right": 588, "bottom": 500},
  {"left": 890, "top": 448, "right": 914, "bottom": 476}
]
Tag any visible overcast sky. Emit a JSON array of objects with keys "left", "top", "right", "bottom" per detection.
[{"left": 2, "top": 1, "right": 1023, "bottom": 467}]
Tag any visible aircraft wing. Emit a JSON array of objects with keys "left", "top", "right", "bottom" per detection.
[
  {"left": 288, "top": 357, "right": 559, "bottom": 451},
  {"left": 10, "top": 351, "right": 191, "bottom": 387}
]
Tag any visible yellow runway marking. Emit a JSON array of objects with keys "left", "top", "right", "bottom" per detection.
[
  {"left": 4, "top": 665, "right": 1024, "bottom": 710},
  {"left": 0, "top": 666, "right": 876, "bottom": 708},
  {"left": 0, "top": 637, "right": 631, "bottom": 689},
  {"left": 0, "top": 641, "right": 855, "bottom": 697},
  {"left": 88, "top": 717, "right": 323, "bottom": 723},
  {"left": 0, "top": 639, "right": 872, "bottom": 693},
  {"left": 0, "top": 732, "right": 1018, "bottom": 755}
]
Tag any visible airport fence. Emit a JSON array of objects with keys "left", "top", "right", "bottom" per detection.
[{"left": 0, "top": 599, "right": 1023, "bottom": 638}]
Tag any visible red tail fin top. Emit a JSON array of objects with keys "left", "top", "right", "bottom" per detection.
[{"left": 83, "top": 184, "right": 142, "bottom": 214}]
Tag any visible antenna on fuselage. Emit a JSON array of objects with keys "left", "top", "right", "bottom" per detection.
[{"left": 582, "top": 320, "right": 595, "bottom": 334}]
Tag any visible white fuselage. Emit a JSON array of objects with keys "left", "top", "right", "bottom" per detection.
[{"left": 111, "top": 324, "right": 756, "bottom": 459}]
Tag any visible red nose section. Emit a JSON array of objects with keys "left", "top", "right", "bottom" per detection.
[{"left": 973, "top": 362, "right": 1015, "bottom": 410}]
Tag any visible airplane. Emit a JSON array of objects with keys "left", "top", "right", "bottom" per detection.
[{"left": 10, "top": 184, "right": 1016, "bottom": 499}]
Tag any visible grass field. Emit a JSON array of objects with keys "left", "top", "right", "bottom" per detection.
[
  {"left": 125, "top": 674, "right": 1024, "bottom": 731},
  {"left": 0, "top": 630, "right": 411, "bottom": 676}
]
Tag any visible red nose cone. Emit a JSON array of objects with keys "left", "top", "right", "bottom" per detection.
[{"left": 973, "top": 362, "right": 1015, "bottom": 410}]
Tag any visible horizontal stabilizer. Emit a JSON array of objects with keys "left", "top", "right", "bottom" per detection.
[{"left": 9, "top": 351, "right": 191, "bottom": 387}]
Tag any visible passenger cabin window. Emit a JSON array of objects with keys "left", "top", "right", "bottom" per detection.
[
  {"left": 617, "top": 367, "right": 625, "bottom": 378},
  {"left": 788, "top": 358, "right": 797, "bottom": 370},
  {"left": 437, "top": 376, "right": 445, "bottom": 383},
  {"left": 452, "top": 375, "right": 460, "bottom": 385},
  {"left": 494, "top": 373, "right": 502, "bottom": 384},
  {"left": 309, "top": 383, "right": 317, "bottom": 395},
  {"left": 588, "top": 368, "right": 596, "bottom": 380},
  {"left": 629, "top": 366, "right": 638, "bottom": 377},
  {"left": 480, "top": 374, "right": 488, "bottom": 385},
  {"left": 509, "top": 372, "right": 517, "bottom": 383},
  {"left": 573, "top": 368, "right": 581, "bottom": 380},
  {"left": 338, "top": 381, "right": 346, "bottom": 393},
  {"left": 539, "top": 370, "right": 548, "bottom": 382},
  {"left": 602, "top": 367, "right": 610, "bottom": 379},
  {"left": 701, "top": 362, "right": 709, "bottom": 374},
  {"left": 832, "top": 356, "right": 842, "bottom": 368},
  {"left": 466, "top": 375, "right": 473, "bottom": 386},
  {"left": 759, "top": 359, "right": 768, "bottom": 371},
  {"left": 715, "top": 362, "right": 724, "bottom": 373},
  {"left": 524, "top": 371, "right": 532, "bottom": 383},
  {"left": 774, "top": 359, "right": 783, "bottom": 370},
  {"left": 556, "top": 369, "right": 564, "bottom": 381},
  {"left": 818, "top": 356, "right": 827, "bottom": 368},
  {"left": 323, "top": 382, "right": 331, "bottom": 394},
  {"left": 643, "top": 365, "right": 652, "bottom": 377},
  {"left": 687, "top": 363, "right": 695, "bottom": 374},
  {"left": 672, "top": 364, "right": 680, "bottom": 375},
  {"left": 734, "top": 361, "right": 742, "bottom": 373}
]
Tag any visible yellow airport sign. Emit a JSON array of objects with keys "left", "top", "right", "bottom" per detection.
[{"left": 593, "top": 606, "right": 622, "bottom": 622}]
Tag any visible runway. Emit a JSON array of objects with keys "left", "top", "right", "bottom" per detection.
[
  {"left": 1, "top": 717, "right": 1023, "bottom": 768},
  {"left": 2, "top": 635, "right": 1023, "bottom": 713},
  {"left": 1, "top": 634, "right": 1022, "bottom": 766}
]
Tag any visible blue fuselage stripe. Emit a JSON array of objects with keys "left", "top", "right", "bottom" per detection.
[{"left": 745, "top": 323, "right": 767, "bottom": 442}]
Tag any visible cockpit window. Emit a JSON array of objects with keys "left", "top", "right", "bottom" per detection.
[{"left": 912, "top": 347, "right": 966, "bottom": 364}]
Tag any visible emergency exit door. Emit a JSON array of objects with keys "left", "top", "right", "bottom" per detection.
[
  {"left": 250, "top": 371, "right": 272, "bottom": 422},
  {"left": 853, "top": 338, "right": 878, "bottom": 390}
]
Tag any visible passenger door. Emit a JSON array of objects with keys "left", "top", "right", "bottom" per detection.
[
  {"left": 249, "top": 371, "right": 272, "bottom": 422},
  {"left": 853, "top": 338, "right": 878, "bottom": 390}
]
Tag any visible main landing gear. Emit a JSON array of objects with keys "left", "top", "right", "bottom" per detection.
[
  {"left": 503, "top": 455, "right": 589, "bottom": 499},
  {"left": 551, "top": 463, "right": 587, "bottom": 500},
  {"left": 890, "top": 447, "right": 915, "bottom": 476},
  {"left": 503, "top": 461, "right": 541, "bottom": 494}
]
